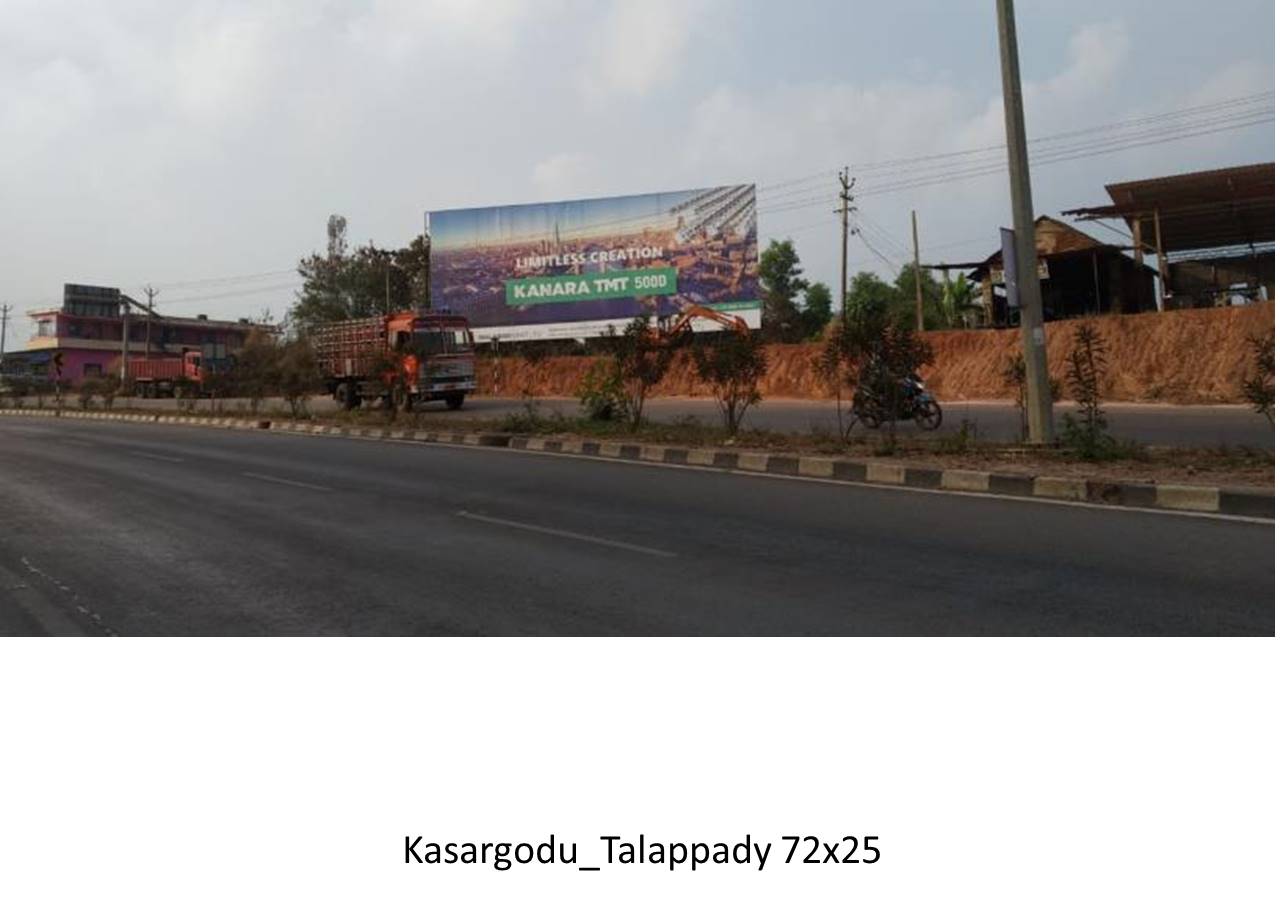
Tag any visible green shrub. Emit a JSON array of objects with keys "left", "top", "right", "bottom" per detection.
[
  {"left": 576, "top": 358, "right": 625, "bottom": 421},
  {"left": 1242, "top": 335, "right": 1274, "bottom": 423},
  {"left": 1060, "top": 323, "right": 1117, "bottom": 460},
  {"left": 691, "top": 331, "right": 768, "bottom": 436}
]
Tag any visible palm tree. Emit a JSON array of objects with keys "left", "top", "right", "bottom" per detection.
[{"left": 939, "top": 273, "right": 983, "bottom": 329}]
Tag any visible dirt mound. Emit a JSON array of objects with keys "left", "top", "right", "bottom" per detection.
[{"left": 479, "top": 303, "right": 1274, "bottom": 404}]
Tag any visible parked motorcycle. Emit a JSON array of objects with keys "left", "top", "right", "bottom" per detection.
[{"left": 851, "top": 373, "right": 943, "bottom": 430}]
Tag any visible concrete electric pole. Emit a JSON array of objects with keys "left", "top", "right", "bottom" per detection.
[
  {"left": 0, "top": 304, "right": 10, "bottom": 365},
  {"left": 120, "top": 300, "right": 130, "bottom": 385},
  {"left": 912, "top": 210, "right": 924, "bottom": 332},
  {"left": 996, "top": 0, "right": 1054, "bottom": 444},
  {"left": 142, "top": 285, "right": 159, "bottom": 359},
  {"left": 837, "top": 168, "right": 856, "bottom": 325}
]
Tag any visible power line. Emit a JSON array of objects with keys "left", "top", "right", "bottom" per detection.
[
  {"left": 146, "top": 268, "right": 298, "bottom": 290},
  {"left": 856, "top": 230, "right": 902, "bottom": 276},
  {"left": 160, "top": 282, "right": 303, "bottom": 307},
  {"left": 758, "top": 110, "right": 1272, "bottom": 215},
  {"left": 860, "top": 112, "right": 1273, "bottom": 197},
  {"left": 845, "top": 90, "right": 1273, "bottom": 175},
  {"left": 856, "top": 105, "right": 1273, "bottom": 186}
]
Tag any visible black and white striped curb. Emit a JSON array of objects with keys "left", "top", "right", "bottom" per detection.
[{"left": 4, "top": 408, "right": 1272, "bottom": 519}]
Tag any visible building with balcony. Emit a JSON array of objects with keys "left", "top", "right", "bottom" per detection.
[{"left": 20, "top": 283, "right": 258, "bottom": 384}]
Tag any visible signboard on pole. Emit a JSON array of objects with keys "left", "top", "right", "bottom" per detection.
[
  {"left": 428, "top": 185, "right": 760, "bottom": 341},
  {"left": 999, "top": 227, "right": 1020, "bottom": 308},
  {"left": 993, "top": 228, "right": 1048, "bottom": 296}
]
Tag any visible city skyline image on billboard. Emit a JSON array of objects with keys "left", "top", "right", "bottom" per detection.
[{"left": 428, "top": 185, "right": 759, "bottom": 340}]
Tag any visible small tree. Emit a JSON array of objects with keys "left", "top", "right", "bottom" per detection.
[
  {"left": 278, "top": 338, "right": 320, "bottom": 419},
  {"left": 759, "top": 239, "right": 809, "bottom": 342},
  {"left": 800, "top": 282, "right": 833, "bottom": 339},
  {"left": 1242, "top": 335, "right": 1274, "bottom": 423},
  {"left": 200, "top": 368, "right": 233, "bottom": 414},
  {"left": 691, "top": 330, "right": 768, "bottom": 436},
  {"left": 77, "top": 377, "right": 101, "bottom": 409},
  {"left": 576, "top": 358, "right": 626, "bottom": 421},
  {"left": 1002, "top": 352, "right": 1030, "bottom": 442},
  {"left": 234, "top": 328, "right": 280, "bottom": 415},
  {"left": 1061, "top": 322, "right": 1115, "bottom": 459},
  {"left": 99, "top": 377, "right": 119, "bottom": 410},
  {"left": 840, "top": 298, "right": 934, "bottom": 448},
  {"left": 1002, "top": 349, "right": 1063, "bottom": 442},
  {"left": 611, "top": 316, "right": 673, "bottom": 431},
  {"left": 877, "top": 320, "right": 936, "bottom": 448},
  {"left": 812, "top": 323, "right": 856, "bottom": 441},
  {"left": 363, "top": 346, "right": 412, "bottom": 421}
]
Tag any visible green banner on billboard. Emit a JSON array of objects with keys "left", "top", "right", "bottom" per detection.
[{"left": 506, "top": 267, "right": 678, "bottom": 306}]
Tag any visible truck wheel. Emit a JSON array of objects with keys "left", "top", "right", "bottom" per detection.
[
  {"left": 445, "top": 392, "right": 465, "bottom": 410},
  {"left": 334, "top": 382, "right": 358, "bottom": 410}
]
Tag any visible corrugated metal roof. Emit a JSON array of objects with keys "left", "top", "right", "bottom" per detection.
[{"left": 1064, "top": 162, "right": 1274, "bottom": 252}]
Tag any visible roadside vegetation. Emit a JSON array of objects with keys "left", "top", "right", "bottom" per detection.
[
  {"left": 18, "top": 379, "right": 1270, "bottom": 488},
  {"left": 1242, "top": 334, "right": 1274, "bottom": 423}
]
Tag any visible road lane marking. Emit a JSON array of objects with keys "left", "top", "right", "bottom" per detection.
[
  {"left": 456, "top": 510, "right": 677, "bottom": 558},
  {"left": 130, "top": 450, "right": 184, "bottom": 463},
  {"left": 241, "top": 471, "right": 333, "bottom": 492},
  {"left": 14, "top": 556, "right": 108, "bottom": 636}
]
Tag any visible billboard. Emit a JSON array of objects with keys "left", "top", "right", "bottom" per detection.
[{"left": 428, "top": 184, "right": 760, "bottom": 341}]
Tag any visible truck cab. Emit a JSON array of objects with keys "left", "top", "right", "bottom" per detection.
[{"left": 389, "top": 314, "right": 476, "bottom": 408}]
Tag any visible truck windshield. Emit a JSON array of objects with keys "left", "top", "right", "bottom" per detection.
[{"left": 413, "top": 328, "right": 472, "bottom": 356}]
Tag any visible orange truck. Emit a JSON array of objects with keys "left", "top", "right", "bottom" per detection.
[
  {"left": 128, "top": 350, "right": 210, "bottom": 398},
  {"left": 311, "top": 312, "right": 476, "bottom": 411}
]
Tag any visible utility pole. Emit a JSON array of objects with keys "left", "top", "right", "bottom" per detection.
[
  {"left": 120, "top": 299, "right": 130, "bottom": 385},
  {"left": 837, "top": 167, "right": 856, "bottom": 325},
  {"left": 911, "top": 210, "right": 924, "bottom": 331},
  {"left": 0, "top": 304, "right": 10, "bottom": 365},
  {"left": 142, "top": 285, "right": 158, "bottom": 359},
  {"left": 996, "top": 0, "right": 1054, "bottom": 443}
]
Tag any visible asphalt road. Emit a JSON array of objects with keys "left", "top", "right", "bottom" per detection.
[
  {"left": 113, "top": 394, "right": 1274, "bottom": 448},
  {"left": 0, "top": 415, "right": 1272, "bottom": 635}
]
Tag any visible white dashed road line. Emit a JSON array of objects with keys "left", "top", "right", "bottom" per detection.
[
  {"left": 241, "top": 471, "right": 334, "bottom": 492},
  {"left": 456, "top": 510, "right": 677, "bottom": 558},
  {"left": 130, "top": 450, "right": 185, "bottom": 463}
]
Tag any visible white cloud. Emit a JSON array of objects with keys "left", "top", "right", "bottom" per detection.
[
  {"left": 1186, "top": 58, "right": 1275, "bottom": 105},
  {"left": 345, "top": 0, "right": 544, "bottom": 59},
  {"left": 172, "top": 11, "right": 277, "bottom": 126},
  {"left": 581, "top": 0, "right": 711, "bottom": 99},
  {"left": 532, "top": 152, "right": 604, "bottom": 199}
]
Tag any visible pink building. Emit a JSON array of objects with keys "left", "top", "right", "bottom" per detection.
[{"left": 22, "top": 283, "right": 257, "bottom": 384}]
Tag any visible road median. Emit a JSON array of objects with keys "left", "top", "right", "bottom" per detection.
[{"left": 4, "top": 407, "right": 1271, "bottom": 520}]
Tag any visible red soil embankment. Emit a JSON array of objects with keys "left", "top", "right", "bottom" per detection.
[{"left": 479, "top": 304, "right": 1275, "bottom": 404}]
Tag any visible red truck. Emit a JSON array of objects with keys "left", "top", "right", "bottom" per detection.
[
  {"left": 129, "top": 350, "right": 209, "bottom": 398},
  {"left": 311, "top": 312, "right": 476, "bottom": 411}
]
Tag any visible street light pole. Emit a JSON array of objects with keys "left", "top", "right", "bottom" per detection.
[{"left": 996, "top": 0, "right": 1054, "bottom": 443}]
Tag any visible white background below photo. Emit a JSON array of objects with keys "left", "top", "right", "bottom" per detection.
[{"left": 0, "top": 640, "right": 1274, "bottom": 899}]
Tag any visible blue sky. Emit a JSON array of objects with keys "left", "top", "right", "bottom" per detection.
[{"left": 0, "top": 0, "right": 1273, "bottom": 343}]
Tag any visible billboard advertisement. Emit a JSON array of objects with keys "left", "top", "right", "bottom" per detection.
[{"left": 428, "top": 184, "right": 760, "bottom": 341}]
